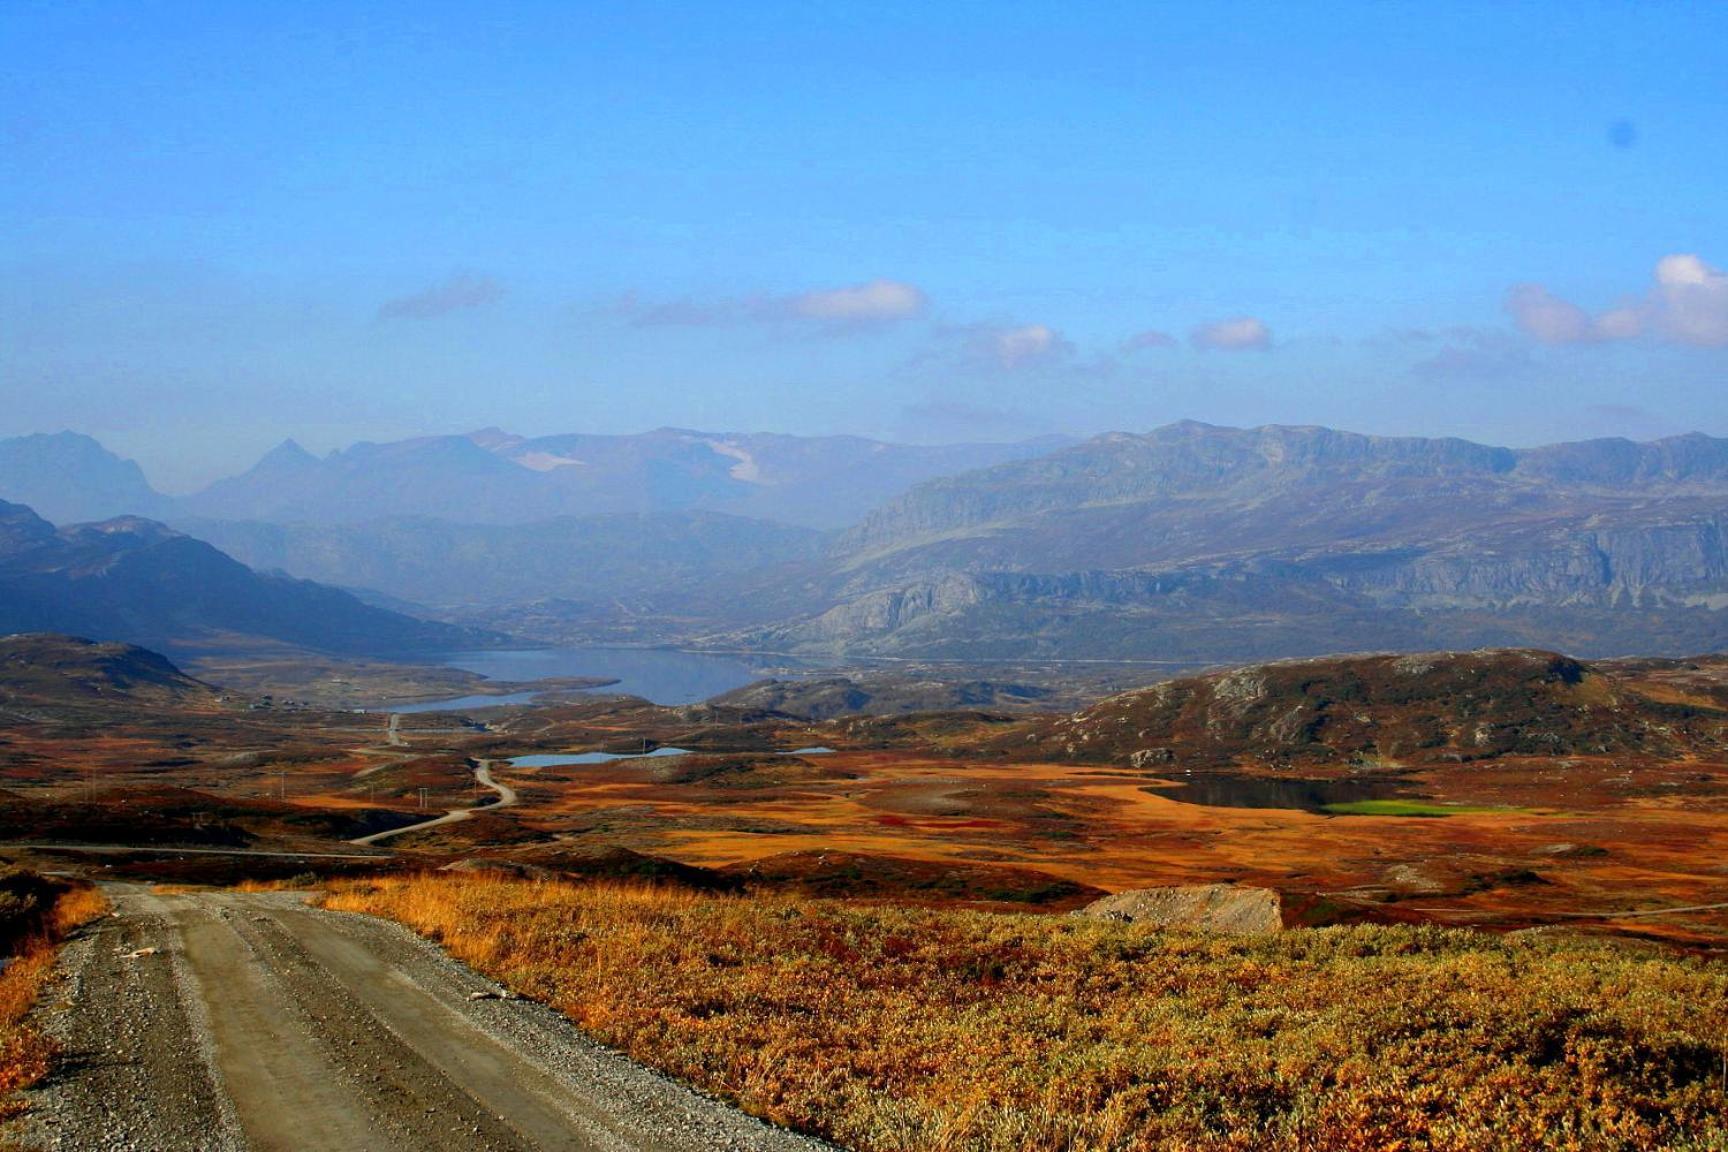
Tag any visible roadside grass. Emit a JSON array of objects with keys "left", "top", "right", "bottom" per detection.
[
  {"left": 324, "top": 873, "right": 1728, "bottom": 1152},
  {"left": 0, "top": 871, "right": 108, "bottom": 1121},
  {"left": 1320, "top": 799, "right": 1526, "bottom": 817}
]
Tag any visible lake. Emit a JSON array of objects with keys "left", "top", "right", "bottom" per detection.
[
  {"left": 392, "top": 689, "right": 546, "bottom": 714},
  {"left": 403, "top": 646, "right": 807, "bottom": 711}
]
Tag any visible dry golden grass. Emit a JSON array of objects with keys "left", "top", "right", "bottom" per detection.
[
  {"left": 0, "top": 879, "right": 107, "bottom": 1121},
  {"left": 326, "top": 873, "right": 1728, "bottom": 1152}
]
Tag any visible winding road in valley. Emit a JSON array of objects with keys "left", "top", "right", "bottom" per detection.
[
  {"left": 11, "top": 884, "right": 830, "bottom": 1152},
  {"left": 351, "top": 758, "right": 517, "bottom": 846}
]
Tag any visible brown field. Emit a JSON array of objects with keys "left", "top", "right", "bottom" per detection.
[
  {"left": 7, "top": 650, "right": 1728, "bottom": 1148},
  {"left": 480, "top": 746, "right": 1728, "bottom": 947},
  {"left": 4, "top": 675, "right": 1727, "bottom": 945}
]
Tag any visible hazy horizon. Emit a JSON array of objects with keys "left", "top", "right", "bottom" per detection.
[{"left": 16, "top": 415, "right": 1728, "bottom": 499}]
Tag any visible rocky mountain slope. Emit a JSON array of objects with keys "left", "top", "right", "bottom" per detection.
[
  {"left": 734, "top": 422, "right": 1728, "bottom": 660},
  {"left": 0, "top": 501, "right": 486, "bottom": 657}
]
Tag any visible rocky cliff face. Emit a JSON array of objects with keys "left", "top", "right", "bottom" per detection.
[{"left": 736, "top": 424, "right": 1728, "bottom": 660}]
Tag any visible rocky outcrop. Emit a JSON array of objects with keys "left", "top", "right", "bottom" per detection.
[{"left": 1007, "top": 648, "right": 1728, "bottom": 767}]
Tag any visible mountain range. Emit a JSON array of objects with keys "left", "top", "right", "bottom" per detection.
[
  {"left": 7, "top": 421, "right": 1728, "bottom": 665},
  {"left": 729, "top": 421, "right": 1728, "bottom": 660},
  {"left": 173, "top": 428, "right": 1065, "bottom": 529}
]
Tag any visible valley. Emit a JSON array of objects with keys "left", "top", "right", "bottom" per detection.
[
  {"left": 6, "top": 425, "right": 1728, "bottom": 1148},
  {"left": 3, "top": 637, "right": 1725, "bottom": 945},
  {"left": 3, "top": 632, "right": 1727, "bottom": 1149}
]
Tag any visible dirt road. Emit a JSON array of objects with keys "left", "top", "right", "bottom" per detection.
[
  {"left": 352, "top": 758, "right": 514, "bottom": 846},
  {"left": 12, "top": 884, "right": 831, "bottom": 1152}
]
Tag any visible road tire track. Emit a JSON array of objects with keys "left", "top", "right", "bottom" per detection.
[{"left": 10, "top": 884, "right": 832, "bottom": 1152}]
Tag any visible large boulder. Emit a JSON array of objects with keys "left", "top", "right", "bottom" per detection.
[{"left": 1075, "top": 884, "right": 1283, "bottom": 934}]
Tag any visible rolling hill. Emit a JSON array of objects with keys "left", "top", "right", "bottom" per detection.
[
  {"left": 1000, "top": 648, "right": 1728, "bottom": 768},
  {"left": 0, "top": 633, "right": 222, "bottom": 711}
]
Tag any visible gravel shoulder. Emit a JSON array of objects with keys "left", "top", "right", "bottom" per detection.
[{"left": 9, "top": 883, "right": 833, "bottom": 1152}]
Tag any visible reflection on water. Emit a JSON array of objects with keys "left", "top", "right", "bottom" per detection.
[{"left": 1153, "top": 773, "right": 1414, "bottom": 812}]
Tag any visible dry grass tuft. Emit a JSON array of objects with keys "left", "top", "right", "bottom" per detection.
[
  {"left": 0, "top": 875, "right": 108, "bottom": 1122},
  {"left": 325, "top": 873, "right": 1728, "bottom": 1152}
]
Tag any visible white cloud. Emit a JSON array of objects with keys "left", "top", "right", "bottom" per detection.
[
  {"left": 1504, "top": 283, "right": 1622, "bottom": 345},
  {"left": 1506, "top": 253, "right": 1728, "bottom": 348},
  {"left": 594, "top": 278, "right": 927, "bottom": 332},
  {"left": 1190, "top": 316, "right": 1272, "bottom": 351},
  {"left": 1653, "top": 254, "right": 1728, "bottom": 347},
  {"left": 377, "top": 273, "right": 504, "bottom": 321},
  {"left": 788, "top": 279, "right": 926, "bottom": 323},
  {"left": 973, "top": 323, "right": 1072, "bottom": 369}
]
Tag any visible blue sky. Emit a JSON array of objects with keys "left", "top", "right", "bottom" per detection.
[{"left": 3, "top": 1, "right": 1726, "bottom": 489}]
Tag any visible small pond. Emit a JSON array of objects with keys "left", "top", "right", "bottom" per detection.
[{"left": 1152, "top": 772, "right": 1417, "bottom": 813}]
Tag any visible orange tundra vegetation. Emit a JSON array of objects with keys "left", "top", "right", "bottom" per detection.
[
  {"left": 324, "top": 873, "right": 1728, "bottom": 1152},
  {"left": 0, "top": 870, "right": 108, "bottom": 1120}
]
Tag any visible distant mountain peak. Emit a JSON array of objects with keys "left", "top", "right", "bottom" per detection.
[
  {"left": 0, "top": 433, "right": 166, "bottom": 524},
  {"left": 262, "top": 438, "right": 317, "bottom": 464}
]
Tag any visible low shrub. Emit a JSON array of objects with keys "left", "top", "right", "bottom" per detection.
[{"left": 325, "top": 874, "right": 1728, "bottom": 1151}]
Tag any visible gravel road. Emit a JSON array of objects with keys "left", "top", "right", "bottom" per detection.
[
  {"left": 11, "top": 884, "right": 834, "bottom": 1152},
  {"left": 353, "top": 758, "right": 513, "bottom": 846}
]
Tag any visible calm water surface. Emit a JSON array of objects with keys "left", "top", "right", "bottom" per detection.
[
  {"left": 1153, "top": 773, "right": 1415, "bottom": 812},
  {"left": 439, "top": 647, "right": 787, "bottom": 706}
]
